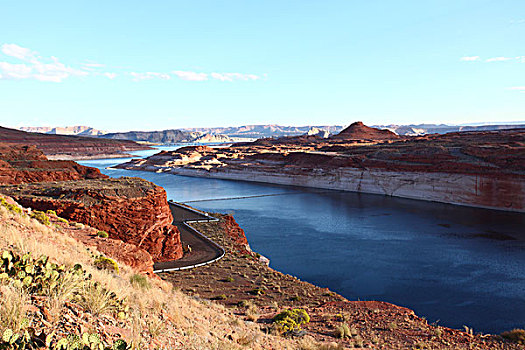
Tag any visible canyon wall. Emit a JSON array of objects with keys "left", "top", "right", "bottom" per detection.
[
  {"left": 168, "top": 167, "right": 524, "bottom": 212},
  {"left": 1, "top": 178, "right": 183, "bottom": 261}
]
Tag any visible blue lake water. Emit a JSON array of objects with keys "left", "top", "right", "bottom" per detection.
[{"left": 80, "top": 149, "right": 525, "bottom": 334}]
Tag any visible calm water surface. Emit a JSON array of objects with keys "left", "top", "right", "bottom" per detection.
[{"left": 80, "top": 150, "right": 525, "bottom": 333}]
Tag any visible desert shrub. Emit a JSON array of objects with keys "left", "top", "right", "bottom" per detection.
[
  {"left": 45, "top": 209, "right": 57, "bottom": 216},
  {"left": 30, "top": 211, "right": 50, "bottom": 225},
  {"left": 0, "top": 198, "right": 23, "bottom": 215},
  {"left": 73, "top": 222, "right": 85, "bottom": 229},
  {"left": 501, "top": 329, "right": 525, "bottom": 344},
  {"left": 56, "top": 217, "right": 68, "bottom": 224},
  {"left": 129, "top": 274, "right": 150, "bottom": 290},
  {"left": 96, "top": 231, "right": 108, "bottom": 238},
  {"left": 213, "top": 294, "right": 227, "bottom": 300},
  {"left": 334, "top": 323, "right": 350, "bottom": 338},
  {"left": 272, "top": 308, "right": 310, "bottom": 335},
  {"left": 93, "top": 256, "right": 119, "bottom": 274}
]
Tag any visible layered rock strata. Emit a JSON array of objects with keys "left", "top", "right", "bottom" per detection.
[
  {"left": 0, "top": 178, "right": 183, "bottom": 261},
  {"left": 117, "top": 123, "right": 525, "bottom": 212},
  {"left": 0, "top": 143, "right": 106, "bottom": 184},
  {"left": 0, "top": 126, "right": 150, "bottom": 159}
]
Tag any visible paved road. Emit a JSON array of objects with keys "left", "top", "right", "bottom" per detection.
[{"left": 153, "top": 202, "right": 224, "bottom": 273}]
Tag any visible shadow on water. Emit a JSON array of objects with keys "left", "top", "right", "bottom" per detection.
[{"left": 79, "top": 157, "right": 525, "bottom": 334}]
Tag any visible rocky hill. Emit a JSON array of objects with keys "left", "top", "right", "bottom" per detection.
[
  {"left": 331, "top": 121, "right": 400, "bottom": 140},
  {"left": 0, "top": 126, "right": 150, "bottom": 159},
  {"left": 0, "top": 143, "right": 183, "bottom": 262}
]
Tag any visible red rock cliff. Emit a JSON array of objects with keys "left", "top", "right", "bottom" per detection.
[
  {"left": 1, "top": 178, "right": 183, "bottom": 262},
  {"left": 0, "top": 143, "right": 106, "bottom": 184}
]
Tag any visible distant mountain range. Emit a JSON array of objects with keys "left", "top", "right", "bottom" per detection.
[
  {"left": 19, "top": 125, "right": 106, "bottom": 136},
  {"left": 373, "top": 123, "right": 525, "bottom": 136},
  {"left": 181, "top": 125, "right": 344, "bottom": 138},
  {"left": 101, "top": 129, "right": 233, "bottom": 144},
  {"left": 17, "top": 122, "right": 525, "bottom": 143}
]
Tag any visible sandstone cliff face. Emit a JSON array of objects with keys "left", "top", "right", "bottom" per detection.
[
  {"left": 0, "top": 178, "right": 183, "bottom": 262},
  {"left": 0, "top": 143, "right": 107, "bottom": 184},
  {"left": 220, "top": 214, "right": 251, "bottom": 253}
]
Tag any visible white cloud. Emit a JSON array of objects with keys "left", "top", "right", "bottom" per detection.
[
  {"left": 130, "top": 72, "right": 171, "bottom": 81},
  {"left": 460, "top": 56, "right": 480, "bottom": 61},
  {"left": 1, "top": 43, "right": 37, "bottom": 62},
  {"left": 172, "top": 70, "right": 208, "bottom": 81},
  {"left": 211, "top": 72, "right": 260, "bottom": 81},
  {"left": 486, "top": 57, "right": 513, "bottom": 62},
  {"left": 0, "top": 61, "right": 33, "bottom": 79},
  {"left": 0, "top": 43, "right": 263, "bottom": 84},
  {"left": 0, "top": 44, "right": 89, "bottom": 82},
  {"left": 508, "top": 86, "right": 525, "bottom": 92},
  {"left": 103, "top": 72, "right": 117, "bottom": 79}
]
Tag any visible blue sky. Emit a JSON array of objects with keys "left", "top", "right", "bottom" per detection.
[{"left": 0, "top": 0, "right": 524, "bottom": 131}]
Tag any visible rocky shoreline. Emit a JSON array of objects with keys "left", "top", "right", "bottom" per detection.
[{"left": 116, "top": 123, "right": 525, "bottom": 213}]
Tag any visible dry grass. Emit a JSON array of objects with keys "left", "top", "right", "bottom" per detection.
[
  {"left": 0, "top": 283, "right": 29, "bottom": 333},
  {"left": 0, "top": 198, "right": 338, "bottom": 349}
]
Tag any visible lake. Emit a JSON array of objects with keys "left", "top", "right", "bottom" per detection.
[{"left": 80, "top": 148, "right": 525, "bottom": 334}]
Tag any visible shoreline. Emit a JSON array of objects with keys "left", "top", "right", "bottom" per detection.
[{"left": 118, "top": 165, "right": 525, "bottom": 213}]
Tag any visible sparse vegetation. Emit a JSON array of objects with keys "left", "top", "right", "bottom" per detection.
[
  {"left": 501, "top": 329, "right": 525, "bottom": 344},
  {"left": 273, "top": 308, "right": 310, "bottom": 335},
  {"left": 93, "top": 256, "right": 119, "bottom": 274},
  {"left": 96, "top": 230, "right": 108, "bottom": 238},
  {"left": 129, "top": 273, "right": 150, "bottom": 290},
  {"left": 30, "top": 210, "right": 50, "bottom": 225}
]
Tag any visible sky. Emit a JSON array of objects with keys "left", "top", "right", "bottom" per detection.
[{"left": 0, "top": 0, "right": 524, "bottom": 132}]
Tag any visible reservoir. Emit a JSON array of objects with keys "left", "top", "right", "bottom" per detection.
[{"left": 80, "top": 149, "right": 525, "bottom": 334}]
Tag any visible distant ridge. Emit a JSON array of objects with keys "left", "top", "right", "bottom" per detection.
[{"left": 19, "top": 125, "right": 106, "bottom": 136}]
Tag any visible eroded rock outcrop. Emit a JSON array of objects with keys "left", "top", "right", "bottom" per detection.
[
  {"left": 0, "top": 143, "right": 107, "bottom": 184},
  {"left": 0, "top": 178, "right": 183, "bottom": 261}
]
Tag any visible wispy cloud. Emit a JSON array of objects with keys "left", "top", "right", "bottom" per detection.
[
  {"left": 2, "top": 43, "right": 37, "bottom": 62},
  {"left": 460, "top": 56, "right": 480, "bottom": 61},
  {"left": 103, "top": 72, "right": 117, "bottom": 79},
  {"left": 172, "top": 70, "right": 208, "bottom": 81},
  {"left": 0, "top": 43, "right": 88, "bottom": 82},
  {"left": 130, "top": 72, "right": 171, "bottom": 81},
  {"left": 508, "top": 86, "right": 525, "bottom": 93},
  {"left": 486, "top": 56, "right": 513, "bottom": 62},
  {"left": 461, "top": 55, "right": 524, "bottom": 63},
  {"left": 210, "top": 72, "right": 260, "bottom": 81},
  {"left": 1, "top": 43, "right": 264, "bottom": 83}
]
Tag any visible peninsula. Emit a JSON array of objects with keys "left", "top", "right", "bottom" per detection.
[{"left": 117, "top": 122, "right": 525, "bottom": 212}]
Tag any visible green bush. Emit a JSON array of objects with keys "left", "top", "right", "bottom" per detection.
[
  {"left": 97, "top": 231, "right": 108, "bottom": 238},
  {"left": 45, "top": 209, "right": 57, "bottom": 216},
  {"left": 93, "top": 256, "right": 119, "bottom": 274},
  {"left": 501, "top": 329, "right": 525, "bottom": 344},
  {"left": 272, "top": 308, "right": 310, "bottom": 335},
  {"left": 30, "top": 211, "right": 50, "bottom": 226},
  {"left": 129, "top": 274, "right": 150, "bottom": 290}
]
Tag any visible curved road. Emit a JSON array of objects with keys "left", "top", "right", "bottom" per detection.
[{"left": 153, "top": 201, "right": 225, "bottom": 273}]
